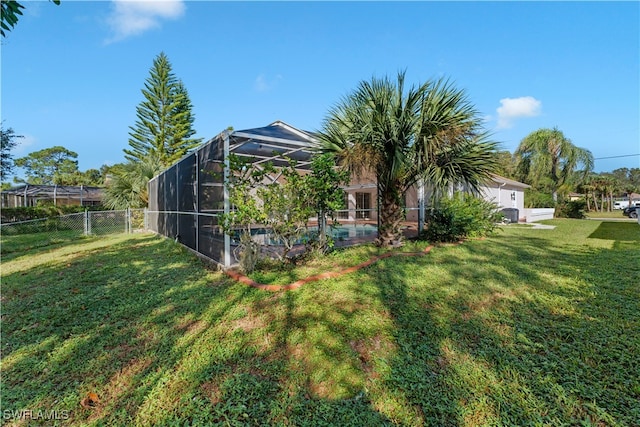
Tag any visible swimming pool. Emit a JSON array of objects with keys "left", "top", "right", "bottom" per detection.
[
  {"left": 235, "top": 224, "right": 378, "bottom": 245},
  {"left": 329, "top": 223, "right": 378, "bottom": 240}
]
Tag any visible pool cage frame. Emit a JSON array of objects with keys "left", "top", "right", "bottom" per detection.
[
  {"left": 147, "top": 121, "right": 429, "bottom": 268},
  {"left": 148, "top": 121, "right": 323, "bottom": 268}
]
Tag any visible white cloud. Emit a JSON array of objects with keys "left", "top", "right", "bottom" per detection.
[
  {"left": 496, "top": 96, "right": 542, "bottom": 129},
  {"left": 106, "top": 0, "right": 185, "bottom": 43},
  {"left": 254, "top": 74, "right": 282, "bottom": 92},
  {"left": 13, "top": 134, "right": 37, "bottom": 155}
]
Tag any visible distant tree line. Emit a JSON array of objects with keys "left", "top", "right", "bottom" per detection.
[{"left": 492, "top": 129, "right": 639, "bottom": 211}]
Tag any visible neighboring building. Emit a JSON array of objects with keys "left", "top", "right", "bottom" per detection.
[
  {"left": 625, "top": 192, "right": 640, "bottom": 202},
  {"left": 568, "top": 192, "right": 583, "bottom": 201},
  {"left": 1, "top": 184, "right": 104, "bottom": 208}
]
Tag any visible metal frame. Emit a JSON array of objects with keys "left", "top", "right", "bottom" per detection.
[
  {"left": 1, "top": 184, "right": 103, "bottom": 207},
  {"left": 147, "top": 121, "right": 320, "bottom": 268}
]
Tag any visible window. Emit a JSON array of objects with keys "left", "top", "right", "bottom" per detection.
[{"left": 355, "top": 192, "right": 371, "bottom": 220}]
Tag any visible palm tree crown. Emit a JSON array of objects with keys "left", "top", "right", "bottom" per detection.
[
  {"left": 515, "top": 127, "right": 594, "bottom": 201},
  {"left": 319, "top": 71, "right": 498, "bottom": 247}
]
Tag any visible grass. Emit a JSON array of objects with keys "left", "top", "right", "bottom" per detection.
[
  {"left": 584, "top": 210, "right": 633, "bottom": 219},
  {"left": 1, "top": 220, "right": 639, "bottom": 426},
  {"left": 1, "top": 229, "right": 86, "bottom": 255},
  {"left": 249, "top": 241, "right": 433, "bottom": 286}
]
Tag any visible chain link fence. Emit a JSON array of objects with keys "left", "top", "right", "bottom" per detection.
[{"left": 1, "top": 209, "right": 146, "bottom": 254}]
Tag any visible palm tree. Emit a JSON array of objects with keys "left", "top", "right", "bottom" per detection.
[
  {"left": 577, "top": 178, "right": 596, "bottom": 212},
  {"left": 588, "top": 175, "right": 610, "bottom": 212},
  {"left": 319, "top": 72, "right": 498, "bottom": 247},
  {"left": 103, "top": 154, "right": 164, "bottom": 209},
  {"left": 515, "top": 128, "right": 594, "bottom": 202},
  {"left": 623, "top": 183, "right": 639, "bottom": 208},
  {"left": 605, "top": 176, "right": 620, "bottom": 212}
]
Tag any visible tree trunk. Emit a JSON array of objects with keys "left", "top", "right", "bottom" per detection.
[
  {"left": 609, "top": 191, "right": 613, "bottom": 212},
  {"left": 376, "top": 189, "right": 404, "bottom": 247},
  {"left": 317, "top": 209, "right": 327, "bottom": 250}
]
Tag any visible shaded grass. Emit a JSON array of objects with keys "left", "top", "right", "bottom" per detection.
[
  {"left": 1, "top": 220, "right": 639, "bottom": 426},
  {"left": 1, "top": 230, "right": 86, "bottom": 255},
  {"left": 249, "top": 240, "right": 432, "bottom": 286},
  {"left": 585, "top": 210, "right": 634, "bottom": 219}
]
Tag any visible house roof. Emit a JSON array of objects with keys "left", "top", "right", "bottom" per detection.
[{"left": 490, "top": 174, "right": 531, "bottom": 189}]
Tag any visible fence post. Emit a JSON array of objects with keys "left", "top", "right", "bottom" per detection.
[
  {"left": 83, "top": 210, "right": 88, "bottom": 235},
  {"left": 418, "top": 178, "right": 425, "bottom": 234},
  {"left": 87, "top": 211, "right": 92, "bottom": 235},
  {"left": 223, "top": 131, "right": 231, "bottom": 267},
  {"left": 126, "top": 208, "right": 131, "bottom": 233}
]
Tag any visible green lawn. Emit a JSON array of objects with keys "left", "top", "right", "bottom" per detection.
[
  {"left": 585, "top": 210, "right": 633, "bottom": 219},
  {"left": 2, "top": 221, "right": 639, "bottom": 426}
]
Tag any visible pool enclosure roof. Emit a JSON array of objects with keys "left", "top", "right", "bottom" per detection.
[
  {"left": 1, "top": 184, "right": 103, "bottom": 199},
  {"left": 221, "top": 120, "right": 319, "bottom": 170}
]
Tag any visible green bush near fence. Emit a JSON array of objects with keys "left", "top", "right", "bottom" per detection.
[
  {"left": 0, "top": 217, "right": 78, "bottom": 235},
  {"left": 0, "top": 205, "right": 106, "bottom": 223}
]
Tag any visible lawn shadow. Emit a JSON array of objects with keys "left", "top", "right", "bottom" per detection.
[
  {"left": 1, "top": 234, "right": 260, "bottom": 425},
  {"left": 588, "top": 221, "right": 640, "bottom": 241},
  {"left": 3, "top": 233, "right": 395, "bottom": 425},
  {"left": 172, "top": 274, "right": 396, "bottom": 425},
  {"left": 3, "top": 224, "right": 638, "bottom": 425},
  {"left": 356, "top": 227, "right": 639, "bottom": 425}
]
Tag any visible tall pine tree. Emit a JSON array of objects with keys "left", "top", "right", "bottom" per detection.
[{"left": 124, "top": 52, "right": 201, "bottom": 167}]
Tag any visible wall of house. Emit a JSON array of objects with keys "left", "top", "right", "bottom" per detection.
[
  {"left": 481, "top": 184, "right": 526, "bottom": 220},
  {"left": 522, "top": 208, "right": 555, "bottom": 222},
  {"left": 338, "top": 174, "right": 530, "bottom": 224},
  {"left": 404, "top": 186, "right": 420, "bottom": 222},
  {"left": 340, "top": 171, "right": 378, "bottom": 222}
]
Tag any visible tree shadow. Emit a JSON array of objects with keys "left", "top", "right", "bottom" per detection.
[
  {"left": 588, "top": 221, "right": 640, "bottom": 241},
  {"left": 3, "top": 225, "right": 638, "bottom": 425},
  {"left": 1, "top": 234, "right": 259, "bottom": 425},
  {"left": 2, "top": 234, "right": 394, "bottom": 425},
  {"left": 354, "top": 228, "right": 639, "bottom": 425}
]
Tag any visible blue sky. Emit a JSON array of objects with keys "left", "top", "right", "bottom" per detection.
[{"left": 2, "top": 1, "right": 639, "bottom": 180}]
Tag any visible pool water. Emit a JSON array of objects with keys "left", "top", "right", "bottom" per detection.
[
  {"left": 236, "top": 224, "right": 378, "bottom": 245},
  {"left": 329, "top": 224, "right": 378, "bottom": 240}
]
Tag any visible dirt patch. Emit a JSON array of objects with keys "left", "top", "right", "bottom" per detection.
[
  {"left": 231, "top": 313, "right": 265, "bottom": 333},
  {"left": 175, "top": 318, "right": 208, "bottom": 335},
  {"left": 201, "top": 380, "right": 223, "bottom": 405},
  {"left": 467, "top": 291, "right": 513, "bottom": 314},
  {"left": 225, "top": 243, "right": 439, "bottom": 292},
  {"left": 85, "top": 357, "right": 153, "bottom": 423},
  {"left": 349, "top": 334, "right": 393, "bottom": 378}
]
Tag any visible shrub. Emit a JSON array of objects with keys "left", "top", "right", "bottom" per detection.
[
  {"left": 524, "top": 189, "right": 555, "bottom": 208},
  {"left": 556, "top": 199, "right": 586, "bottom": 219},
  {"left": 421, "top": 194, "right": 503, "bottom": 243},
  {"left": 0, "top": 205, "right": 106, "bottom": 224}
]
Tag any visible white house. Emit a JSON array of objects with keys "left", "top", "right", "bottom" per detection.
[{"left": 480, "top": 174, "right": 530, "bottom": 220}]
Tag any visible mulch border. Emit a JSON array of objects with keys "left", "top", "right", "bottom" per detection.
[{"left": 224, "top": 243, "right": 457, "bottom": 291}]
